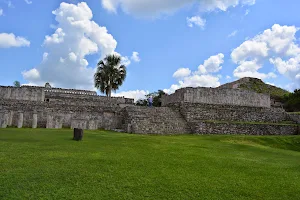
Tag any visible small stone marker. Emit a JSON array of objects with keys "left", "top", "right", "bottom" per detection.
[{"left": 73, "top": 128, "right": 83, "bottom": 141}]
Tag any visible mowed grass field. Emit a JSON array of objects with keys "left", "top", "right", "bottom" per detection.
[{"left": 1, "top": 129, "right": 300, "bottom": 200}]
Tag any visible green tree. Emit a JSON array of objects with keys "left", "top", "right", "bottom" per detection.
[
  {"left": 284, "top": 89, "right": 300, "bottom": 112},
  {"left": 94, "top": 54, "right": 127, "bottom": 97},
  {"left": 135, "top": 99, "right": 148, "bottom": 106},
  {"left": 138, "top": 90, "right": 166, "bottom": 107},
  {"left": 13, "top": 81, "right": 20, "bottom": 87}
]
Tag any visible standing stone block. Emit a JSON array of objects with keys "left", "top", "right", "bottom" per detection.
[
  {"left": 8, "top": 111, "right": 13, "bottom": 126},
  {"left": 46, "top": 114, "right": 53, "bottom": 129},
  {"left": 54, "top": 117, "right": 63, "bottom": 129},
  {"left": 32, "top": 113, "right": 38, "bottom": 128},
  {"left": 88, "top": 120, "right": 97, "bottom": 130},
  {"left": 1, "top": 112, "right": 8, "bottom": 128},
  {"left": 18, "top": 112, "right": 24, "bottom": 128},
  {"left": 73, "top": 128, "right": 83, "bottom": 141}
]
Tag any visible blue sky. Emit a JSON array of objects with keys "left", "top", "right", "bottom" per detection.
[{"left": 1, "top": 0, "right": 300, "bottom": 100}]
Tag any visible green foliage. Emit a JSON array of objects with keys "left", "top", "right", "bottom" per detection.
[
  {"left": 135, "top": 99, "right": 147, "bottom": 106},
  {"left": 94, "top": 54, "right": 127, "bottom": 97},
  {"left": 238, "top": 79, "right": 290, "bottom": 101},
  {"left": 13, "top": 81, "right": 20, "bottom": 87},
  {"left": 135, "top": 90, "right": 166, "bottom": 107},
  {"left": 204, "top": 120, "right": 298, "bottom": 126},
  {"left": 1, "top": 129, "right": 300, "bottom": 199},
  {"left": 283, "top": 89, "right": 300, "bottom": 112}
]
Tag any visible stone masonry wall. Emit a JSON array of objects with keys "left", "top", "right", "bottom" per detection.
[
  {"left": 0, "top": 84, "right": 134, "bottom": 130},
  {"left": 0, "top": 99, "right": 124, "bottom": 130},
  {"left": 172, "top": 103, "right": 288, "bottom": 123},
  {"left": 192, "top": 122, "right": 299, "bottom": 135},
  {"left": 0, "top": 86, "right": 134, "bottom": 105},
  {"left": 122, "top": 106, "right": 191, "bottom": 134},
  {"left": 287, "top": 114, "right": 300, "bottom": 124},
  {"left": 44, "top": 88, "right": 97, "bottom": 96},
  {"left": 162, "top": 87, "right": 270, "bottom": 108},
  {"left": 0, "top": 86, "right": 45, "bottom": 101},
  {"left": 45, "top": 92, "right": 134, "bottom": 105}
]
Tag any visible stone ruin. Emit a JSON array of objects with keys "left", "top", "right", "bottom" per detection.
[
  {"left": 0, "top": 86, "right": 133, "bottom": 130},
  {"left": 0, "top": 79, "right": 299, "bottom": 135}
]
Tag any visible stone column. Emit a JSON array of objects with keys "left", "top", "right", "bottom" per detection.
[
  {"left": 32, "top": 113, "right": 38, "bottom": 128},
  {"left": 54, "top": 117, "right": 62, "bottom": 129},
  {"left": 46, "top": 114, "right": 52, "bottom": 129},
  {"left": 17, "top": 112, "right": 24, "bottom": 128},
  {"left": 1, "top": 112, "right": 8, "bottom": 128},
  {"left": 8, "top": 111, "right": 14, "bottom": 126}
]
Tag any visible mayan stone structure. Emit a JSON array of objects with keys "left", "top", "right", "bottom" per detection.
[
  {"left": 123, "top": 85, "right": 298, "bottom": 135},
  {"left": 0, "top": 78, "right": 299, "bottom": 135},
  {"left": 0, "top": 85, "right": 134, "bottom": 130}
]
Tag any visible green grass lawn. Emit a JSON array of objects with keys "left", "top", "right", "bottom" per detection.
[{"left": 1, "top": 129, "right": 300, "bottom": 200}]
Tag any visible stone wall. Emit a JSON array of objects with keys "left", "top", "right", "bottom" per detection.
[
  {"left": 0, "top": 99, "right": 124, "bottom": 130},
  {"left": 0, "top": 86, "right": 45, "bottom": 101},
  {"left": 44, "top": 88, "right": 97, "bottom": 96},
  {"left": 191, "top": 121, "right": 299, "bottom": 135},
  {"left": 0, "top": 84, "right": 134, "bottom": 130},
  {"left": 122, "top": 106, "right": 191, "bottom": 134},
  {"left": 45, "top": 92, "right": 134, "bottom": 105},
  {"left": 0, "top": 85, "right": 134, "bottom": 105},
  {"left": 162, "top": 87, "right": 270, "bottom": 108},
  {"left": 288, "top": 114, "right": 300, "bottom": 124},
  {"left": 171, "top": 103, "right": 288, "bottom": 123}
]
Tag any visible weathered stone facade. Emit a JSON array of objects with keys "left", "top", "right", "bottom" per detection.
[
  {"left": 0, "top": 86, "right": 133, "bottom": 130},
  {"left": 161, "top": 87, "right": 270, "bottom": 108},
  {"left": 0, "top": 78, "right": 299, "bottom": 135},
  {"left": 191, "top": 122, "right": 299, "bottom": 135},
  {"left": 169, "top": 102, "right": 288, "bottom": 123},
  {"left": 122, "top": 106, "right": 191, "bottom": 134}
]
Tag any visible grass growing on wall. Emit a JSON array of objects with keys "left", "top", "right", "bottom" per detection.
[
  {"left": 288, "top": 112, "right": 300, "bottom": 115},
  {"left": 204, "top": 120, "right": 299, "bottom": 126},
  {"left": 239, "top": 78, "right": 290, "bottom": 100},
  {"left": 1, "top": 129, "right": 300, "bottom": 200}
]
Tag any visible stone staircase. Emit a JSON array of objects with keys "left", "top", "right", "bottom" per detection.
[{"left": 122, "top": 106, "right": 191, "bottom": 134}]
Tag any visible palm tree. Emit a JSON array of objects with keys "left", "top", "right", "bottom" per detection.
[
  {"left": 94, "top": 54, "right": 127, "bottom": 97},
  {"left": 13, "top": 81, "right": 20, "bottom": 87}
]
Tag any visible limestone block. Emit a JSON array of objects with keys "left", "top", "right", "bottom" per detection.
[
  {"left": 46, "top": 115, "right": 53, "bottom": 129},
  {"left": 1, "top": 113, "right": 8, "bottom": 128},
  {"left": 54, "top": 117, "right": 63, "bottom": 129},
  {"left": 8, "top": 111, "right": 13, "bottom": 126},
  {"left": 32, "top": 113, "right": 38, "bottom": 128},
  {"left": 71, "top": 119, "right": 87, "bottom": 130},
  {"left": 88, "top": 120, "right": 97, "bottom": 130},
  {"left": 17, "top": 112, "right": 23, "bottom": 128}
]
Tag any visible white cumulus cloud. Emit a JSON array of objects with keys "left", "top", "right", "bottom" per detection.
[
  {"left": 231, "top": 24, "right": 300, "bottom": 84},
  {"left": 187, "top": 16, "right": 206, "bottom": 28},
  {"left": 24, "top": 0, "right": 32, "bottom": 4},
  {"left": 131, "top": 51, "right": 140, "bottom": 62},
  {"left": 197, "top": 53, "right": 224, "bottom": 74},
  {"left": 164, "top": 53, "right": 224, "bottom": 94},
  {"left": 101, "top": 0, "right": 256, "bottom": 18},
  {"left": 0, "top": 33, "right": 30, "bottom": 48},
  {"left": 22, "top": 2, "right": 118, "bottom": 89},
  {"left": 0, "top": 9, "right": 3, "bottom": 16},
  {"left": 173, "top": 68, "right": 191, "bottom": 79},
  {"left": 113, "top": 90, "right": 149, "bottom": 101}
]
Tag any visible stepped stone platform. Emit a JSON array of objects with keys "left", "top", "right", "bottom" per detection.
[
  {"left": 1, "top": 78, "right": 300, "bottom": 135},
  {"left": 122, "top": 106, "right": 191, "bottom": 134}
]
